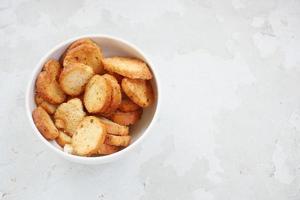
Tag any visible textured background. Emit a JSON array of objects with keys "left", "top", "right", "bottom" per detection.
[{"left": 1, "top": 0, "right": 300, "bottom": 199}]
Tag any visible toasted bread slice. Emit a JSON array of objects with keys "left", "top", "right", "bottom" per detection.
[
  {"left": 63, "top": 43, "right": 104, "bottom": 74},
  {"left": 97, "top": 117, "right": 129, "bottom": 136},
  {"left": 43, "top": 59, "right": 61, "bottom": 79},
  {"left": 103, "top": 57, "right": 152, "bottom": 79},
  {"left": 118, "top": 98, "right": 140, "bottom": 112},
  {"left": 83, "top": 75, "right": 112, "bottom": 113},
  {"left": 36, "top": 75, "right": 66, "bottom": 104},
  {"left": 56, "top": 131, "right": 72, "bottom": 147},
  {"left": 98, "top": 76, "right": 113, "bottom": 114},
  {"left": 102, "top": 74, "right": 122, "bottom": 114},
  {"left": 111, "top": 110, "right": 142, "bottom": 126},
  {"left": 68, "top": 38, "right": 95, "bottom": 51},
  {"left": 60, "top": 38, "right": 96, "bottom": 64},
  {"left": 121, "top": 78, "right": 154, "bottom": 107},
  {"left": 32, "top": 107, "right": 59, "bottom": 140},
  {"left": 54, "top": 98, "right": 86, "bottom": 136},
  {"left": 35, "top": 94, "right": 57, "bottom": 114},
  {"left": 105, "top": 135, "right": 131, "bottom": 147},
  {"left": 98, "top": 144, "right": 120, "bottom": 155},
  {"left": 72, "top": 116, "right": 107, "bottom": 156},
  {"left": 59, "top": 63, "right": 94, "bottom": 96},
  {"left": 36, "top": 59, "right": 66, "bottom": 104}
]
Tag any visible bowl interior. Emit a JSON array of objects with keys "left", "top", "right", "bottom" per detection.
[{"left": 27, "top": 36, "right": 158, "bottom": 161}]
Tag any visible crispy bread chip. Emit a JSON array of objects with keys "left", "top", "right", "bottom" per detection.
[
  {"left": 121, "top": 78, "right": 154, "bottom": 107},
  {"left": 103, "top": 57, "right": 152, "bottom": 79},
  {"left": 63, "top": 43, "right": 104, "bottom": 74},
  {"left": 59, "top": 63, "right": 94, "bottom": 96},
  {"left": 102, "top": 74, "right": 122, "bottom": 114},
  {"left": 105, "top": 135, "right": 131, "bottom": 147},
  {"left": 43, "top": 59, "right": 61, "bottom": 79},
  {"left": 60, "top": 38, "right": 96, "bottom": 64},
  {"left": 68, "top": 38, "right": 95, "bottom": 51},
  {"left": 32, "top": 106, "right": 59, "bottom": 140},
  {"left": 111, "top": 110, "right": 142, "bottom": 126},
  {"left": 56, "top": 131, "right": 72, "bottom": 147},
  {"left": 72, "top": 116, "right": 107, "bottom": 156},
  {"left": 97, "top": 117, "right": 129, "bottom": 136},
  {"left": 118, "top": 98, "right": 140, "bottom": 112},
  {"left": 54, "top": 98, "right": 86, "bottom": 136},
  {"left": 98, "top": 144, "right": 120, "bottom": 155},
  {"left": 35, "top": 94, "right": 57, "bottom": 114},
  {"left": 83, "top": 75, "right": 112, "bottom": 113},
  {"left": 36, "top": 59, "right": 66, "bottom": 104}
]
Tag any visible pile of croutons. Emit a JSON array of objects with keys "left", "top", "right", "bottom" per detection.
[{"left": 32, "top": 38, "right": 154, "bottom": 156}]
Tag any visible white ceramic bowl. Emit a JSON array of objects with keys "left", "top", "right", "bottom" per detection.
[{"left": 25, "top": 35, "right": 160, "bottom": 164}]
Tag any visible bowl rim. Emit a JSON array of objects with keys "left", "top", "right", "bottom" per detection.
[{"left": 25, "top": 34, "right": 161, "bottom": 164}]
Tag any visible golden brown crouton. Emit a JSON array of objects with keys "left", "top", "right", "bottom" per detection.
[
  {"left": 103, "top": 57, "right": 152, "bottom": 79},
  {"left": 59, "top": 63, "right": 94, "bottom": 96},
  {"left": 32, "top": 106, "right": 59, "bottom": 140},
  {"left": 60, "top": 38, "right": 97, "bottom": 64},
  {"left": 68, "top": 38, "right": 95, "bottom": 51},
  {"left": 83, "top": 75, "right": 112, "bottom": 113},
  {"left": 72, "top": 116, "right": 107, "bottom": 156},
  {"left": 43, "top": 59, "right": 61, "bottom": 80},
  {"left": 56, "top": 131, "right": 72, "bottom": 147},
  {"left": 102, "top": 74, "right": 122, "bottom": 114},
  {"left": 105, "top": 134, "right": 131, "bottom": 147},
  {"left": 97, "top": 117, "right": 129, "bottom": 136},
  {"left": 35, "top": 94, "right": 57, "bottom": 114},
  {"left": 97, "top": 144, "right": 120, "bottom": 155},
  {"left": 36, "top": 59, "right": 66, "bottom": 104},
  {"left": 118, "top": 98, "right": 140, "bottom": 112},
  {"left": 111, "top": 109, "right": 142, "bottom": 126},
  {"left": 54, "top": 98, "right": 86, "bottom": 136},
  {"left": 63, "top": 43, "right": 104, "bottom": 74},
  {"left": 121, "top": 78, "right": 154, "bottom": 107}
]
